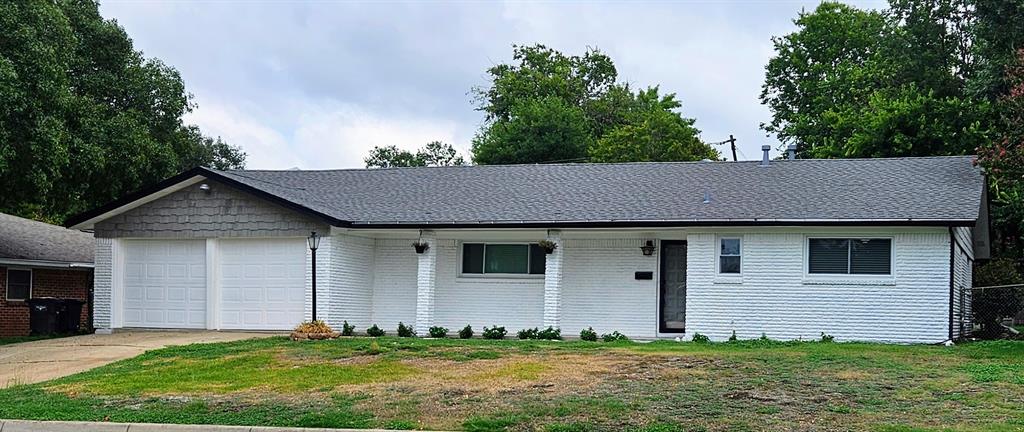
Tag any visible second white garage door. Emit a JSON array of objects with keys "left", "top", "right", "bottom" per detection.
[{"left": 218, "top": 238, "right": 307, "bottom": 330}]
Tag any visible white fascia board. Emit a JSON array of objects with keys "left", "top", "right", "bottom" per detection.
[
  {"left": 0, "top": 258, "right": 94, "bottom": 269},
  {"left": 69, "top": 176, "right": 206, "bottom": 231}
]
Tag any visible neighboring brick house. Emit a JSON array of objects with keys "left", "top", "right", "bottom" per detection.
[{"left": 1, "top": 212, "right": 94, "bottom": 337}]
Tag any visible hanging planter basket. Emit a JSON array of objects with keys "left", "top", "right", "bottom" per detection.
[
  {"left": 538, "top": 239, "right": 558, "bottom": 254},
  {"left": 412, "top": 241, "right": 430, "bottom": 254}
]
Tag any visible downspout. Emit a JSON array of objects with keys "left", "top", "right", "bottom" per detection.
[{"left": 948, "top": 227, "right": 956, "bottom": 341}]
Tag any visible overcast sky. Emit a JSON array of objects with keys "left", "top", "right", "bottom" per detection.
[{"left": 100, "top": 0, "right": 885, "bottom": 169}]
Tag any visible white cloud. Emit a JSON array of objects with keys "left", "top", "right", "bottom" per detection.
[
  {"left": 289, "top": 101, "right": 460, "bottom": 169},
  {"left": 103, "top": 0, "right": 890, "bottom": 168},
  {"left": 185, "top": 95, "right": 460, "bottom": 169},
  {"left": 183, "top": 99, "right": 302, "bottom": 170}
]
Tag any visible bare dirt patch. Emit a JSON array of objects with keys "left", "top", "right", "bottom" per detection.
[{"left": 344, "top": 352, "right": 633, "bottom": 429}]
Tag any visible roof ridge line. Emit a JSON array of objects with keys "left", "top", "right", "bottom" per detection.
[{"left": 223, "top": 155, "right": 978, "bottom": 172}]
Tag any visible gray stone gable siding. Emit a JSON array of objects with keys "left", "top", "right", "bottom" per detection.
[{"left": 93, "top": 179, "right": 330, "bottom": 239}]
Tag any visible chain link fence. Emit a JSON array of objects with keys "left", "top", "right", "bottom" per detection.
[{"left": 969, "top": 284, "right": 1024, "bottom": 339}]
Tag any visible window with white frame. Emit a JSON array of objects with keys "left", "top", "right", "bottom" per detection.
[
  {"left": 719, "top": 238, "right": 741, "bottom": 274},
  {"left": 6, "top": 269, "right": 31, "bottom": 301},
  {"left": 808, "top": 238, "right": 892, "bottom": 275},
  {"left": 461, "top": 243, "right": 546, "bottom": 275}
]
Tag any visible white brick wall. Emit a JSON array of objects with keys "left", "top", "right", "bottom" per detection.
[
  {"left": 685, "top": 228, "right": 952, "bottom": 343},
  {"left": 542, "top": 231, "right": 563, "bottom": 329},
  {"left": 326, "top": 234, "right": 376, "bottom": 329},
  {"left": 433, "top": 239, "right": 545, "bottom": 332},
  {"left": 952, "top": 226, "right": 973, "bottom": 339},
  {"left": 561, "top": 238, "right": 658, "bottom": 338},
  {"left": 93, "top": 238, "right": 113, "bottom": 331},
  {"left": 370, "top": 238, "right": 418, "bottom": 329},
  {"left": 415, "top": 232, "right": 437, "bottom": 335}
]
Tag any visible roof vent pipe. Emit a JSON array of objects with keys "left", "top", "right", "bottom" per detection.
[
  {"left": 760, "top": 145, "right": 771, "bottom": 167},
  {"left": 786, "top": 144, "right": 797, "bottom": 160}
]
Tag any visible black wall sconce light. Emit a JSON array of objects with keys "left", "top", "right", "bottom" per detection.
[{"left": 640, "top": 240, "right": 656, "bottom": 256}]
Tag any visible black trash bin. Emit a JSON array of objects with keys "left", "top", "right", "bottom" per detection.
[
  {"left": 27, "top": 298, "right": 64, "bottom": 335},
  {"left": 62, "top": 299, "right": 84, "bottom": 333}
]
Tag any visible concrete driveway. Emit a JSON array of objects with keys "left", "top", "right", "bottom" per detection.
[{"left": 0, "top": 331, "right": 275, "bottom": 387}]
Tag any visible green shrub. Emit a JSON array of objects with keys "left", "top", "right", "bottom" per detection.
[
  {"left": 428, "top": 326, "right": 449, "bottom": 338},
  {"left": 397, "top": 322, "right": 415, "bottom": 337},
  {"left": 341, "top": 320, "right": 355, "bottom": 336},
  {"left": 580, "top": 327, "right": 598, "bottom": 341},
  {"left": 482, "top": 325, "right": 507, "bottom": 340},
  {"left": 820, "top": 332, "right": 835, "bottom": 343},
  {"left": 459, "top": 324, "right": 474, "bottom": 339},
  {"left": 517, "top": 327, "right": 539, "bottom": 339},
  {"left": 538, "top": 326, "right": 561, "bottom": 340},
  {"left": 601, "top": 331, "right": 628, "bottom": 342},
  {"left": 727, "top": 330, "right": 738, "bottom": 342},
  {"left": 691, "top": 333, "right": 710, "bottom": 343},
  {"left": 366, "top": 324, "right": 385, "bottom": 337}
]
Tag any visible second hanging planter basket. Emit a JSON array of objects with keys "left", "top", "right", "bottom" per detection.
[
  {"left": 412, "top": 241, "right": 430, "bottom": 254},
  {"left": 538, "top": 239, "right": 558, "bottom": 254}
]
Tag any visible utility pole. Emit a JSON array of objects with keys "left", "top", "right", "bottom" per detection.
[{"left": 710, "top": 135, "right": 739, "bottom": 161}]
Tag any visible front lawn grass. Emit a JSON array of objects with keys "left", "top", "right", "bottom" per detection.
[{"left": 1, "top": 337, "right": 1022, "bottom": 431}]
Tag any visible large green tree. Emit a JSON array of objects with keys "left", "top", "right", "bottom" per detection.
[
  {"left": 0, "top": 1, "right": 244, "bottom": 223},
  {"left": 977, "top": 49, "right": 1024, "bottom": 260},
  {"left": 761, "top": 1, "right": 990, "bottom": 158},
  {"left": 471, "top": 44, "right": 717, "bottom": 164},
  {"left": 763, "top": 0, "right": 1024, "bottom": 267},
  {"left": 589, "top": 87, "right": 716, "bottom": 163}
]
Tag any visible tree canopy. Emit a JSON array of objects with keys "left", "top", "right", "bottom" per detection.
[
  {"left": 364, "top": 141, "right": 465, "bottom": 168},
  {"left": 0, "top": 0, "right": 244, "bottom": 223},
  {"left": 761, "top": 1, "right": 989, "bottom": 158},
  {"left": 471, "top": 44, "right": 718, "bottom": 164},
  {"left": 763, "top": 0, "right": 1024, "bottom": 260}
]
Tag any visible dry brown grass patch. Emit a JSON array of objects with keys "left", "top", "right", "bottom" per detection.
[{"left": 834, "top": 369, "right": 872, "bottom": 380}]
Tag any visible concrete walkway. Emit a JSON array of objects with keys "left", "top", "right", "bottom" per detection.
[
  {"left": 0, "top": 420, "right": 419, "bottom": 432},
  {"left": 0, "top": 331, "right": 275, "bottom": 387}
]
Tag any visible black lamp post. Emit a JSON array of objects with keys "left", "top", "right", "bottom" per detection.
[{"left": 307, "top": 231, "right": 321, "bottom": 321}]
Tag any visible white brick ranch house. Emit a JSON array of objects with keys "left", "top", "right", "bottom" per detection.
[{"left": 66, "top": 155, "right": 988, "bottom": 343}]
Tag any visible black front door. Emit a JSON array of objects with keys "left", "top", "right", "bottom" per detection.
[{"left": 659, "top": 241, "right": 687, "bottom": 333}]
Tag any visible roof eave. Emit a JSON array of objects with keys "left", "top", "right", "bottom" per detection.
[{"left": 348, "top": 218, "right": 977, "bottom": 229}]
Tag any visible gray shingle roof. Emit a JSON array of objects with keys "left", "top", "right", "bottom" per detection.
[
  {"left": 0, "top": 213, "right": 94, "bottom": 263},
  {"left": 211, "top": 156, "right": 984, "bottom": 226}
]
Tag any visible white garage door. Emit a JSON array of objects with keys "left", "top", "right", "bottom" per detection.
[
  {"left": 123, "top": 240, "right": 207, "bottom": 329},
  {"left": 219, "top": 238, "right": 306, "bottom": 330}
]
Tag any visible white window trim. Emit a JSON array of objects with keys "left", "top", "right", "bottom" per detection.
[
  {"left": 716, "top": 236, "right": 743, "bottom": 275},
  {"left": 5, "top": 268, "right": 32, "bottom": 301},
  {"left": 712, "top": 234, "right": 745, "bottom": 284},
  {"left": 457, "top": 241, "right": 545, "bottom": 279},
  {"left": 803, "top": 236, "right": 896, "bottom": 285}
]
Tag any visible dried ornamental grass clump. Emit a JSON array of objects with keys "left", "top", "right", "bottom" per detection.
[{"left": 291, "top": 320, "right": 340, "bottom": 341}]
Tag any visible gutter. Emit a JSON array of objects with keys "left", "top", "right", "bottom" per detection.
[
  {"left": 0, "top": 258, "right": 94, "bottom": 269},
  {"left": 351, "top": 219, "right": 975, "bottom": 229}
]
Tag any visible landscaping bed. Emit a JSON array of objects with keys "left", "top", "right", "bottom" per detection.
[{"left": 0, "top": 337, "right": 1021, "bottom": 431}]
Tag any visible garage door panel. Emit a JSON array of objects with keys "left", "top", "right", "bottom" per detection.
[
  {"left": 244, "top": 265, "right": 264, "bottom": 279},
  {"left": 219, "top": 238, "right": 305, "bottom": 330},
  {"left": 124, "top": 240, "right": 206, "bottom": 329}
]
